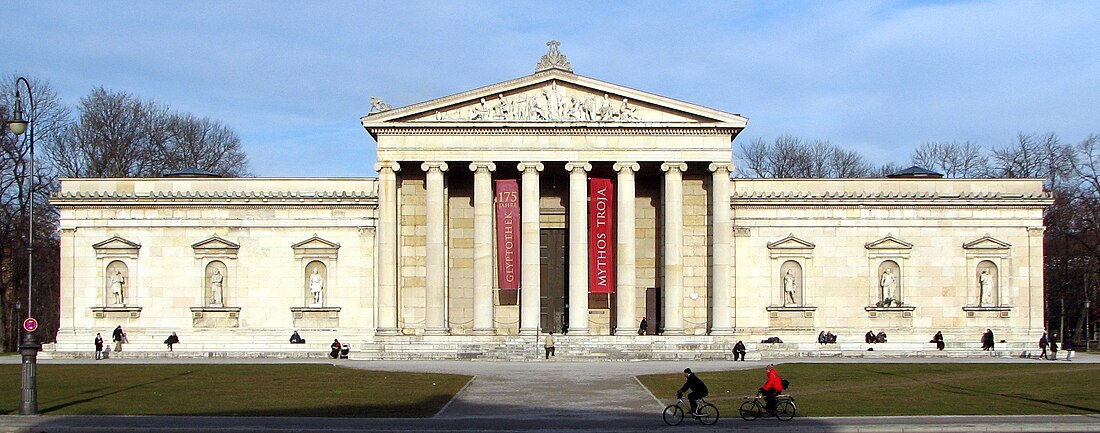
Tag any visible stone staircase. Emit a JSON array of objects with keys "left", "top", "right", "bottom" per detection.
[{"left": 41, "top": 332, "right": 1043, "bottom": 361}]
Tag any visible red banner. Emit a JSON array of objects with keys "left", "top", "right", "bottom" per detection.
[
  {"left": 495, "top": 180, "right": 521, "bottom": 290},
  {"left": 588, "top": 178, "right": 615, "bottom": 293}
]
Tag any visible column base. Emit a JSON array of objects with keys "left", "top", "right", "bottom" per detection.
[
  {"left": 375, "top": 327, "right": 401, "bottom": 336},
  {"left": 662, "top": 328, "right": 687, "bottom": 336},
  {"left": 471, "top": 328, "right": 497, "bottom": 336},
  {"left": 519, "top": 328, "right": 540, "bottom": 336},
  {"left": 565, "top": 328, "right": 590, "bottom": 336},
  {"left": 423, "top": 328, "right": 450, "bottom": 336},
  {"left": 614, "top": 328, "right": 638, "bottom": 336},
  {"left": 709, "top": 327, "right": 735, "bottom": 336}
]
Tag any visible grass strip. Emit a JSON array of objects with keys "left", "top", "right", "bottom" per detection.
[
  {"left": 0, "top": 364, "right": 470, "bottom": 417},
  {"left": 637, "top": 363, "right": 1100, "bottom": 417}
]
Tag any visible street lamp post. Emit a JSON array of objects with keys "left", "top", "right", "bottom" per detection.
[{"left": 7, "top": 76, "right": 40, "bottom": 415}]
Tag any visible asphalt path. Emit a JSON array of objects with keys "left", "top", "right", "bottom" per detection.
[{"left": 2, "top": 354, "right": 1098, "bottom": 432}]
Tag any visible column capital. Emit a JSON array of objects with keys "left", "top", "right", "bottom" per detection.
[
  {"left": 469, "top": 162, "right": 497, "bottom": 172},
  {"left": 565, "top": 161, "right": 592, "bottom": 172},
  {"left": 374, "top": 161, "right": 401, "bottom": 173},
  {"left": 661, "top": 162, "right": 687, "bottom": 173},
  {"left": 613, "top": 162, "right": 640, "bottom": 173},
  {"left": 517, "top": 162, "right": 544, "bottom": 172},
  {"left": 421, "top": 161, "right": 449, "bottom": 172},
  {"left": 708, "top": 162, "right": 735, "bottom": 173}
]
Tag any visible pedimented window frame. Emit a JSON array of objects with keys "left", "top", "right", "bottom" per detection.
[
  {"left": 962, "top": 234, "right": 1013, "bottom": 316},
  {"left": 90, "top": 235, "right": 143, "bottom": 317},
  {"left": 192, "top": 236, "right": 240, "bottom": 317},
  {"left": 291, "top": 235, "right": 341, "bottom": 327},
  {"left": 766, "top": 234, "right": 817, "bottom": 322},
  {"left": 865, "top": 234, "right": 915, "bottom": 316}
]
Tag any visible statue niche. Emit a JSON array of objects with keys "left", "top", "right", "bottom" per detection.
[
  {"left": 306, "top": 261, "right": 327, "bottom": 307},
  {"left": 205, "top": 261, "right": 227, "bottom": 307},
  {"left": 976, "top": 261, "right": 998, "bottom": 307},
  {"left": 877, "top": 260, "right": 902, "bottom": 307},
  {"left": 106, "top": 261, "right": 128, "bottom": 306},
  {"left": 780, "top": 261, "right": 803, "bottom": 307}
]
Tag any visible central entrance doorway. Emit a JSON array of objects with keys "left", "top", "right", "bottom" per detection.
[{"left": 540, "top": 228, "right": 568, "bottom": 333}]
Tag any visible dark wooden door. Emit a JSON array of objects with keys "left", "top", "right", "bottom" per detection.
[
  {"left": 540, "top": 228, "right": 567, "bottom": 333},
  {"left": 645, "top": 287, "right": 661, "bottom": 335}
]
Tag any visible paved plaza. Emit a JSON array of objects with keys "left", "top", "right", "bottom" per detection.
[{"left": 1, "top": 354, "right": 1098, "bottom": 432}]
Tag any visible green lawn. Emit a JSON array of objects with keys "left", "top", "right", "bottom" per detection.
[
  {"left": 1, "top": 364, "right": 470, "bottom": 417},
  {"left": 638, "top": 363, "right": 1100, "bottom": 417}
]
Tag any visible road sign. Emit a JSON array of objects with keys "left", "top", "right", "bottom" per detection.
[{"left": 22, "top": 318, "right": 38, "bottom": 332}]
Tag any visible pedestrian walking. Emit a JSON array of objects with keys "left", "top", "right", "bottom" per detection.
[{"left": 544, "top": 332, "right": 556, "bottom": 359}]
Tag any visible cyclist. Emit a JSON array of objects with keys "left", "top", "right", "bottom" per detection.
[
  {"left": 677, "top": 368, "right": 709, "bottom": 416},
  {"left": 758, "top": 364, "right": 784, "bottom": 414}
]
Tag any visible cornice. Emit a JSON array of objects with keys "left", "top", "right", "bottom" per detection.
[
  {"left": 52, "top": 190, "right": 378, "bottom": 207},
  {"left": 731, "top": 191, "right": 1052, "bottom": 200},
  {"left": 369, "top": 126, "right": 739, "bottom": 136}
]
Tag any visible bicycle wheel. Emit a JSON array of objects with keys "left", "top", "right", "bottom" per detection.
[
  {"left": 739, "top": 400, "right": 762, "bottom": 421},
  {"left": 697, "top": 403, "right": 719, "bottom": 425},
  {"left": 775, "top": 400, "right": 796, "bottom": 421},
  {"left": 663, "top": 404, "right": 684, "bottom": 426}
]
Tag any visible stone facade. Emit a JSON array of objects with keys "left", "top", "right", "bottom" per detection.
[{"left": 47, "top": 47, "right": 1052, "bottom": 358}]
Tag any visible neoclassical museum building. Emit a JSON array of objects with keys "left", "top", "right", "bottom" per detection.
[{"left": 48, "top": 44, "right": 1052, "bottom": 359}]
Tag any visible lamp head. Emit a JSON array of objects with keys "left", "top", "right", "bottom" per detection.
[{"left": 6, "top": 96, "right": 27, "bottom": 136}]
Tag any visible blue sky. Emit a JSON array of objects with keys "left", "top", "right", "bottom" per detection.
[{"left": 5, "top": 1, "right": 1098, "bottom": 177}]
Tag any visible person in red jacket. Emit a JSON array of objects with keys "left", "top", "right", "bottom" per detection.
[{"left": 758, "top": 364, "right": 784, "bottom": 414}]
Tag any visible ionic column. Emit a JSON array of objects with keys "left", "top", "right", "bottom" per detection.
[
  {"left": 661, "top": 162, "right": 687, "bottom": 335},
  {"left": 422, "top": 161, "right": 449, "bottom": 335},
  {"left": 566, "top": 161, "right": 592, "bottom": 335},
  {"left": 614, "top": 162, "right": 640, "bottom": 335},
  {"left": 374, "top": 161, "right": 401, "bottom": 335},
  {"left": 470, "top": 162, "right": 497, "bottom": 334},
  {"left": 709, "top": 162, "right": 734, "bottom": 335},
  {"left": 518, "top": 162, "right": 544, "bottom": 335}
]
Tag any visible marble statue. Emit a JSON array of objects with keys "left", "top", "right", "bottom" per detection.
[
  {"left": 783, "top": 268, "right": 797, "bottom": 306},
  {"left": 110, "top": 269, "right": 125, "bottom": 305},
  {"left": 369, "top": 96, "right": 392, "bottom": 113},
  {"left": 979, "top": 268, "right": 992, "bottom": 306},
  {"left": 880, "top": 268, "right": 897, "bottom": 300},
  {"left": 309, "top": 267, "right": 324, "bottom": 306},
  {"left": 210, "top": 268, "right": 223, "bottom": 305}
]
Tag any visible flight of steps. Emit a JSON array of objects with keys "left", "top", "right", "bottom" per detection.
[{"left": 41, "top": 331, "right": 1042, "bottom": 361}]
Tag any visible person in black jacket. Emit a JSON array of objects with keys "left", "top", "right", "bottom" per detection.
[
  {"left": 677, "top": 368, "right": 709, "bottom": 416},
  {"left": 732, "top": 340, "right": 747, "bottom": 361}
]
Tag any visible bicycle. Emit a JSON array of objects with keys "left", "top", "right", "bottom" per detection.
[
  {"left": 738, "top": 394, "right": 796, "bottom": 421},
  {"left": 662, "top": 395, "right": 719, "bottom": 426}
]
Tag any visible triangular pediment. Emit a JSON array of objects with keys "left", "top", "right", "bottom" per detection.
[
  {"left": 767, "top": 234, "right": 816, "bottom": 250},
  {"left": 361, "top": 69, "right": 747, "bottom": 129},
  {"left": 963, "top": 234, "right": 1011, "bottom": 250},
  {"left": 92, "top": 235, "right": 141, "bottom": 250},
  {"left": 191, "top": 236, "right": 240, "bottom": 250},
  {"left": 865, "top": 235, "right": 913, "bottom": 250},
  {"left": 292, "top": 235, "right": 341, "bottom": 250}
]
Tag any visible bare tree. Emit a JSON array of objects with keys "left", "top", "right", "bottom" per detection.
[
  {"left": 991, "top": 132, "right": 1075, "bottom": 189},
  {"left": 910, "top": 140, "right": 988, "bottom": 178},
  {"left": 45, "top": 87, "right": 250, "bottom": 178},
  {"left": 736, "top": 135, "right": 872, "bottom": 178}
]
